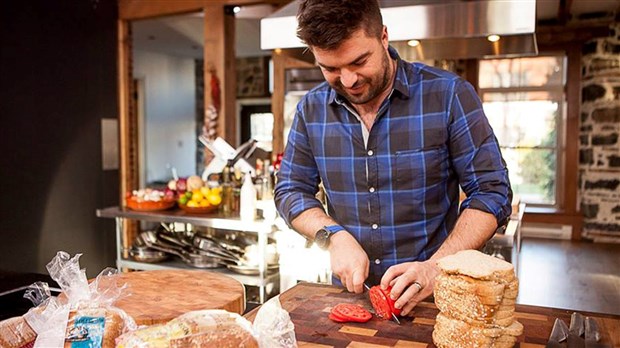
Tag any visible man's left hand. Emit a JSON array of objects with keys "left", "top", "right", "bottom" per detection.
[{"left": 380, "top": 260, "right": 440, "bottom": 316}]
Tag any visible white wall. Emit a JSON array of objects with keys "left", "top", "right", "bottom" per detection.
[{"left": 133, "top": 49, "right": 197, "bottom": 183}]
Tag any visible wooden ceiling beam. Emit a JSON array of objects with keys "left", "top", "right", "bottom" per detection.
[
  {"left": 557, "top": 0, "right": 573, "bottom": 25},
  {"left": 537, "top": 23, "right": 610, "bottom": 46},
  {"left": 118, "top": 0, "right": 291, "bottom": 20}
]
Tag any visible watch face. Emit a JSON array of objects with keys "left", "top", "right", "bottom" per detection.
[{"left": 315, "top": 228, "right": 331, "bottom": 249}]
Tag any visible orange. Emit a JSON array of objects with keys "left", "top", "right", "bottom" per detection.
[{"left": 199, "top": 200, "right": 211, "bottom": 207}]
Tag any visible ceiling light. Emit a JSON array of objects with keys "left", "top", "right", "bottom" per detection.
[
  {"left": 233, "top": 6, "right": 241, "bottom": 14},
  {"left": 407, "top": 39, "right": 420, "bottom": 47},
  {"left": 487, "top": 34, "right": 500, "bottom": 42}
]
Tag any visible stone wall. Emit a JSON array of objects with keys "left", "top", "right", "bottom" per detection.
[{"left": 580, "top": 23, "right": 620, "bottom": 242}]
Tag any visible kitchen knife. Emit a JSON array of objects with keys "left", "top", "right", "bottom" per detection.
[
  {"left": 546, "top": 318, "right": 569, "bottom": 348},
  {"left": 363, "top": 283, "right": 401, "bottom": 325},
  {"left": 568, "top": 312, "right": 585, "bottom": 348},
  {"left": 585, "top": 317, "right": 610, "bottom": 348}
]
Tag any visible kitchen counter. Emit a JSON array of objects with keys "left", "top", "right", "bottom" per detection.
[{"left": 244, "top": 282, "right": 620, "bottom": 347}]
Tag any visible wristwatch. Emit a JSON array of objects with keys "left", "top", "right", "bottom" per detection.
[{"left": 314, "top": 225, "right": 343, "bottom": 250}]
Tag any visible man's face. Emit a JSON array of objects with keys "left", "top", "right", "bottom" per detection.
[{"left": 312, "top": 27, "right": 391, "bottom": 106}]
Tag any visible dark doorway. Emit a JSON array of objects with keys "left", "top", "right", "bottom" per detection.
[{"left": 240, "top": 103, "right": 272, "bottom": 145}]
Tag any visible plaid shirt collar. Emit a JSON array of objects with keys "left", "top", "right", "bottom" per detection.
[{"left": 328, "top": 46, "right": 411, "bottom": 106}]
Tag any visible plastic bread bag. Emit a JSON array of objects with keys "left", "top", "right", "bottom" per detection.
[
  {"left": 116, "top": 296, "right": 296, "bottom": 348},
  {"left": 0, "top": 316, "right": 37, "bottom": 348},
  {"left": 19, "top": 251, "right": 136, "bottom": 348},
  {"left": 253, "top": 295, "right": 297, "bottom": 348},
  {"left": 169, "top": 296, "right": 296, "bottom": 348},
  {"left": 116, "top": 309, "right": 258, "bottom": 348}
]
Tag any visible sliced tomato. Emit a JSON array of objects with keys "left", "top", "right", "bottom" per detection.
[
  {"left": 369, "top": 286, "right": 402, "bottom": 319},
  {"left": 369, "top": 286, "right": 392, "bottom": 319},
  {"left": 328, "top": 313, "right": 348, "bottom": 323},
  {"left": 329, "top": 307, "right": 349, "bottom": 321},
  {"left": 331, "top": 303, "right": 372, "bottom": 323},
  {"left": 384, "top": 286, "right": 402, "bottom": 316}
]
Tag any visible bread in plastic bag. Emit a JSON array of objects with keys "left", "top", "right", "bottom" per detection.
[
  {"left": 2, "top": 251, "right": 137, "bottom": 348},
  {"left": 116, "top": 295, "right": 296, "bottom": 348},
  {"left": 0, "top": 316, "right": 37, "bottom": 348}
]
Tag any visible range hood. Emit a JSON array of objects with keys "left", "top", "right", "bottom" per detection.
[{"left": 261, "top": 0, "right": 538, "bottom": 60}]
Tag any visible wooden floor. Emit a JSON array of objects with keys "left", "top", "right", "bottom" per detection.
[{"left": 517, "top": 237, "right": 620, "bottom": 316}]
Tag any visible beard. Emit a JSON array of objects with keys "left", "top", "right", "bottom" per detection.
[{"left": 331, "top": 51, "right": 393, "bottom": 105}]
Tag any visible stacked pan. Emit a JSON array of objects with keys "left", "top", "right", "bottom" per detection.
[{"left": 130, "top": 224, "right": 279, "bottom": 273}]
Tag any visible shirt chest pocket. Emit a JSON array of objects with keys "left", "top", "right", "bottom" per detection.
[{"left": 394, "top": 146, "right": 448, "bottom": 190}]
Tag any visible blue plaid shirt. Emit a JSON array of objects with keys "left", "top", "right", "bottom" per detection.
[{"left": 275, "top": 47, "right": 512, "bottom": 284}]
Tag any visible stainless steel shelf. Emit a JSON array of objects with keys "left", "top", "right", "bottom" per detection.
[
  {"left": 117, "top": 259, "right": 279, "bottom": 287},
  {"left": 97, "top": 206, "right": 277, "bottom": 234},
  {"left": 97, "top": 206, "right": 279, "bottom": 303}
]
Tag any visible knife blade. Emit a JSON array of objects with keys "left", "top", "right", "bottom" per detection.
[
  {"left": 585, "top": 317, "right": 611, "bottom": 348},
  {"left": 568, "top": 312, "right": 585, "bottom": 348},
  {"left": 546, "top": 318, "right": 569, "bottom": 348},
  {"left": 363, "top": 283, "right": 401, "bottom": 325}
]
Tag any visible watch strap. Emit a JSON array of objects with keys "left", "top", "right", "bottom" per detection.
[{"left": 323, "top": 225, "right": 344, "bottom": 234}]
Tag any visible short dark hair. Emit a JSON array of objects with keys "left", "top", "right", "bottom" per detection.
[{"left": 297, "top": 0, "right": 383, "bottom": 50}]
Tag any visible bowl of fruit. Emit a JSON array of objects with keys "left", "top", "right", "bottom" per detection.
[
  {"left": 178, "top": 186, "right": 223, "bottom": 214},
  {"left": 126, "top": 188, "right": 176, "bottom": 211},
  {"left": 167, "top": 175, "right": 223, "bottom": 214}
]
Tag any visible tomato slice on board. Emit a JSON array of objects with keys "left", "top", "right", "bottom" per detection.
[
  {"left": 328, "top": 313, "right": 348, "bottom": 323},
  {"left": 329, "top": 308, "right": 349, "bottom": 321},
  {"left": 331, "top": 303, "right": 372, "bottom": 323}
]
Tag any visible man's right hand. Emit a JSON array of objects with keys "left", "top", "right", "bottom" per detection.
[{"left": 328, "top": 231, "right": 369, "bottom": 294}]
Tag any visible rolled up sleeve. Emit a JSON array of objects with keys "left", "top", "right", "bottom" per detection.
[
  {"left": 274, "top": 107, "right": 324, "bottom": 226},
  {"left": 448, "top": 79, "right": 513, "bottom": 226}
]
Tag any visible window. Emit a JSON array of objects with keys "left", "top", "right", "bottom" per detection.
[{"left": 479, "top": 55, "right": 566, "bottom": 207}]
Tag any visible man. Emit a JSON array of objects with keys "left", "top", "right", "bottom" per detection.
[{"left": 274, "top": 0, "right": 512, "bottom": 316}]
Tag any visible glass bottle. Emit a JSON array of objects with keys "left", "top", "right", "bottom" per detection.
[{"left": 221, "top": 160, "right": 234, "bottom": 216}]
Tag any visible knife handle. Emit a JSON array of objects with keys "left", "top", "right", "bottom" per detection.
[{"left": 585, "top": 316, "right": 601, "bottom": 342}]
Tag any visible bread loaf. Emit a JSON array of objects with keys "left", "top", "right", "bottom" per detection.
[
  {"left": 433, "top": 250, "right": 522, "bottom": 348},
  {"left": 0, "top": 316, "right": 36, "bottom": 348},
  {"left": 169, "top": 322, "right": 258, "bottom": 348},
  {"left": 437, "top": 249, "right": 516, "bottom": 282},
  {"left": 64, "top": 307, "right": 127, "bottom": 348},
  {"left": 116, "top": 309, "right": 257, "bottom": 348},
  {"left": 433, "top": 313, "right": 523, "bottom": 348}
]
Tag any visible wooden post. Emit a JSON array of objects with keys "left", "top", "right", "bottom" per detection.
[{"left": 271, "top": 49, "right": 315, "bottom": 158}]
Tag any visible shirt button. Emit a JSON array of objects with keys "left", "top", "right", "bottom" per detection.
[
  {"left": 369, "top": 187, "right": 375, "bottom": 193},
  {"left": 372, "top": 224, "right": 378, "bottom": 229},
  {"left": 374, "top": 259, "right": 381, "bottom": 265},
  {"left": 367, "top": 150, "right": 374, "bottom": 156}
]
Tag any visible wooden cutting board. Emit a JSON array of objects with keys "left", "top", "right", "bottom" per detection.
[
  {"left": 246, "top": 283, "right": 620, "bottom": 347},
  {"left": 111, "top": 270, "right": 245, "bottom": 325}
]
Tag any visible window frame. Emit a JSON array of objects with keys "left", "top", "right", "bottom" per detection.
[{"left": 478, "top": 53, "right": 568, "bottom": 210}]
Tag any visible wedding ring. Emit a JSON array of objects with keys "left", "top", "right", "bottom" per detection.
[{"left": 413, "top": 281, "right": 423, "bottom": 293}]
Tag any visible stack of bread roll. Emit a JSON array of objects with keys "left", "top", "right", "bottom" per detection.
[{"left": 432, "top": 250, "right": 523, "bottom": 348}]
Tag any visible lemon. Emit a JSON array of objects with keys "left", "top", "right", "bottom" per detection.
[
  {"left": 187, "top": 200, "right": 199, "bottom": 208},
  {"left": 207, "top": 193, "right": 222, "bottom": 206},
  {"left": 200, "top": 186, "right": 210, "bottom": 196},
  {"left": 192, "top": 191, "right": 204, "bottom": 202}
]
